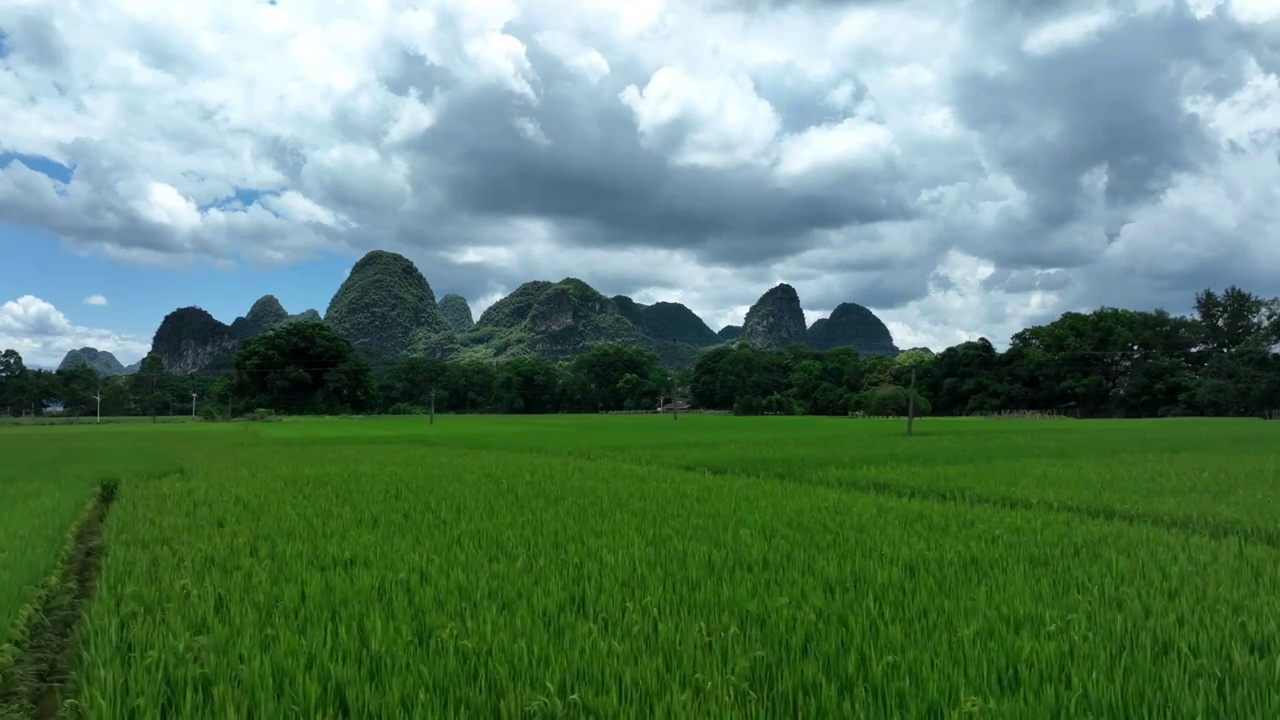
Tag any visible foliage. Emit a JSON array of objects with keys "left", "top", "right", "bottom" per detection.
[
  {"left": 438, "top": 294, "right": 475, "bottom": 334},
  {"left": 324, "top": 250, "right": 452, "bottom": 356},
  {"left": 229, "top": 295, "right": 290, "bottom": 338},
  {"left": 232, "top": 321, "right": 375, "bottom": 414}
]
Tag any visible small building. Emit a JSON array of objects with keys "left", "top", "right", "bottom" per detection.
[
  {"left": 42, "top": 400, "right": 66, "bottom": 415},
  {"left": 658, "top": 401, "right": 690, "bottom": 413}
]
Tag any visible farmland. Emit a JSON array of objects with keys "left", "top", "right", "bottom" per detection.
[{"left": 2, "top": 416, "right": 1280, "bottom": 717}]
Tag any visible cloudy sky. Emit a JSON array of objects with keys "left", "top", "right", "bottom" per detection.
[{"left": 1, "top": 0, "right": 1278, "bottom": 366}]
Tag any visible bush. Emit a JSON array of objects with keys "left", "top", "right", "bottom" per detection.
[
  {"left": 387, "top": 402, "right": 425, "bottom": 416},
  {"left": 244, "top": 408, "right": 282, "bottom": 422},
  {"left": 733, "top": 395, "right": 765, "bottom": 416}
]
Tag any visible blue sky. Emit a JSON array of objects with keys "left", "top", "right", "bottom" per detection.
[{"left": 1, "top": 221, "right": 350, "bottom": 338}]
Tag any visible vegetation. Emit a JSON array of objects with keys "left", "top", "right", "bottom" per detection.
[
  {"left": 438, "top": 294, "right": 475, "bottom": 334},
  {"left": 717, "top": 325, "right": 743, "bottom": 341},
  {"left": 4, "top": 284, "right": 1278, "bottom": 421},
  {"left": 0, "top": 415, "right": 1277, "bottom": 716},
  {"left": 324, "top": 250, "right": 451, "bottom": 357},
  {"left": 229, "top": 295, "right": 290, "bottom": 338},
  {"left": 740, "top": 283, "right": 808, "bottom": 350},
  {"left": 57, "top": 348, "right": 129, "bottom": 377},
  {"left": 808, "top": 301, "right": 900, "bottom": 356},
  {"left": 150, "top": 306, "right": 240, "bottom": 375},
  {"left": 612, "top": 295, "right": 719, "bottom": 346}
]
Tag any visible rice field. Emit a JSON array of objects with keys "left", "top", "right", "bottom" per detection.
[{"left": 3, "top": 416, "right": 1280, "bottom": 717}]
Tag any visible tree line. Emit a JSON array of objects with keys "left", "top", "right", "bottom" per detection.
[{"left": 2, "top": 286, "right": 1277, "bottom": 421}]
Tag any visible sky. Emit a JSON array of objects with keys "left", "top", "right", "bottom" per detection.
[{"left": 1, "top": 0, "right": 1278, "bottom": 368}]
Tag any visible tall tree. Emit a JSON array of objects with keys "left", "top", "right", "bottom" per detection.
[
  {"left": 0, "top": 348, "right": 24, "bottom": 415},
  {"left": 233, "top": 321, "right": 374, "bottom": 414}
]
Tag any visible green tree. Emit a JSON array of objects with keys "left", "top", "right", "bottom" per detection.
[
  {"left": 232, "top": 321, "right": 374, "bottom": 414},
  {"left": 0, "top": 348, "right": 25, "bottom": 415}
]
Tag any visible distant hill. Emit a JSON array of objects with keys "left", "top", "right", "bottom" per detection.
[
  {"left": 459, "top": 278, "right": 648, "bottom": 362},
  {"left": 57, "top": 347, "right": 132, "bottom": 377},
  {"left": 325, "top": 250, "right": 451, "bottom": 357},
  {"left": 138, "top": 249, "right": 912, "bottom": 372},
  {"left": 612, "top": 296, "right": 719, "bottom": 346},
  {"left": 717, "top": 325, "right": 743, "bottom": 341},
  {"left": 741, "top": 284, "right": 808, "bottom": 350},
  {"left": 808, "top": 302, "right": 899, "bottom": 356},
  {"left": 439, "top": 294, "right": 475, "bottom": 334},
  {"left": 151, "top": 297, "right": 324, "bottom": 374},
  {"left": 151, "top": 307, "right": 239, "bottom": 374},
  {"left": 230, "top": 295, "right": 290, "bottom": 338}
]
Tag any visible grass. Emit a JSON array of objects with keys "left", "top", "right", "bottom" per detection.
[{"left": 2, "top": 415, "right": 1279, "bottom": 717}]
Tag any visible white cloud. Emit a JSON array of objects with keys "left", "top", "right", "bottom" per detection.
[
  {"left": 619, "top": 66, "right": 781, "bottom": 169},
  {"left": 0, "top": 295, "right": 149, "bottom": 367},
  {"left": 83, "top": 294, "right": 108, "bottom": 306},
  {"left": 1022, "top": 10, "right": 1118, "bottom": 57},
  {"left": 0, "top": 0, "right": 1276, "bottom": 353}
]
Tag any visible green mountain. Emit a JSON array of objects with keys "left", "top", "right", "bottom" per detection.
[
  {"left": 140, "top": 249, "right": 916, "bottom": 373},
  {"left": 808, "top": 302, "right": 899, "bottom": 356},
  {"left": 325, "top": 250, "right": 451, "bottom": 356},
  {"left": 57, "top": 347, "right": 130, "bottom": 377},
  {"left": 475, "top": 281, "right": 555, "bottom": 330},
  {"left": 741, "top": 284, "right": 808, "bottom": 350},
  {"left": 612, "top": 296, "right": 719, "bottom": 346},
  {"left": 439, "top": 294, "right": 475, "bottom": 333},
  {"left": 151, "top": 307, "right": 239, "bottom": 374},
  {"left": 457, "top": 278, "right": 647, "bottom": 362},
  {"left": 230, "top": 295, "right": 290, "bottom": 338}
]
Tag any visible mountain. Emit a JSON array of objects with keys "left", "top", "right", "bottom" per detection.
[
  {"left": 808, "top": 302, "right": 900, "bottom": 356},
  {"left": 475, "top": 281, "right": 555, "bottom": 330},
  {"left": 461, "top": 278, "right": 647, "bottom": 361},
  {"left": 438, "top": 294, "right": 475, "bottom": 334},
  {"left": 612, "top": 296, "right": 719, "bottom": 346},
  {"left": 58, "top": 347, "right": 130, "bottom": 377},
  {"left": 151, "top": 307, "right": 239, "bottom": 374},
  {"left": 325, "top": 250, "right": 451, "bottom": 356},
  {"left": 291, "top": 309, "right": 322, "bottom": 323},
  {"left": 230, "top": 295, "right": 290, "bottom": 338},
  {"left": 717, "top": 325, "right": 743, "bottom": 341},
  {"left": 741, "top": 284, "right": 808, "bottom": 350}
]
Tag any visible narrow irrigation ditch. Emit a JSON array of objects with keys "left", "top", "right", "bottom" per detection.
[{"left": 0, "top": 479, "right": 117, "bottom": 720}]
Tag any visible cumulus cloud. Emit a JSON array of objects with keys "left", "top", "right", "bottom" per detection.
[
  {"left": 0, "top": 296, "right": 149, "bottom": 367},
  {"left": 83, "top": 294, "right": 108, "bottom": 306},
  {"left": 0, "top": 0, "right": 1278, "bottom": 351}
]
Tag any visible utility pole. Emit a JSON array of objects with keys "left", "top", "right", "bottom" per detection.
[
  {"left": 92, "top": 388, "right": 101, "bottom": 425},
  {"left": 671, "top": 375, "right": 678, "bottom": 422},
  {"left": 430, "top": 385, "right": 436, "bottom": 426},
  {"left": 191, "top": 392, "right": 198, "bottom": 419},
  {"left": 906, "top": 366, "right": 917, "bottom": 437}
]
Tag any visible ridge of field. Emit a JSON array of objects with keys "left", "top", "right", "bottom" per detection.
[{"left": 74, "top": 428, "right": 1280, "bottom": 717}]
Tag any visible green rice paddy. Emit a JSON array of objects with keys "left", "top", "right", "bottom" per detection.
[{"left": 2, "top": 416, "right": 1278, "bottom": 717}]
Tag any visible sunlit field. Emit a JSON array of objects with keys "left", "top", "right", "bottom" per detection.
[{"left": 3, "top": 415, "right": 1279, "bottom": 717}]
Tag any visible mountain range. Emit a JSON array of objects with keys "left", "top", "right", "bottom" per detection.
[{"left": 60, "top": 249, "right": 902, "bottom": 375}]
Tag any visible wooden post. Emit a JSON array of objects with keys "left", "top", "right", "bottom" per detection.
[
  {"left": 430, "top": 386, "right": 436, "bottom": 425},
  {"left": 906, "top": 367, "right": 917, "bottom": 437}
]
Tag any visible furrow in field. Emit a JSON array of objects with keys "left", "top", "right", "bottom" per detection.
[{"left": 0, "top": 480, "right": 117, "bottom": 719}]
